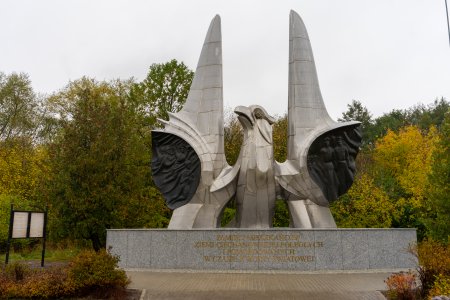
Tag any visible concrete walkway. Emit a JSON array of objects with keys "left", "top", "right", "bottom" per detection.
[{"left": 127, "top": 269, "right": 397, "bottom": 300}]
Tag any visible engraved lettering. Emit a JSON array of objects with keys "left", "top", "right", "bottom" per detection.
[{"left": 196, "top": 233, "right": 322, "bottom": 263}]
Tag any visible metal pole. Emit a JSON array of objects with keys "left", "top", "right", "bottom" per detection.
[
  {"left": 5, "top": 204, "right": 14, "bottom": 265},
  {"left": 26, "top": 212, "right": 31, "bottom": 238},
  {"left": 41, "top": 207, "right": 48, "bottom": 268},
  {"left": 446, "top": 0, "right": 450, "bottom": 46}
]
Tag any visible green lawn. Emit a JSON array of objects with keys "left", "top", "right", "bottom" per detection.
[{"left": 1, "top": 245, "right": 82, "bottom": 264}]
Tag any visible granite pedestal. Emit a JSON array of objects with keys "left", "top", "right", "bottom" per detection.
[{"left": 106, "top": 228, "right": 417, "bottom": 271}]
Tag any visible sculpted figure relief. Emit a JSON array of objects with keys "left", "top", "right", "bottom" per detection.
[
  {"left": 307, "top": 127, "right": 362, "bottom": 203},
  {"left": 152, "top": 132, "right": 201, "bottom": 209},
  {"left": 151, "top": 11, "right": 362, "bottom": 229}
]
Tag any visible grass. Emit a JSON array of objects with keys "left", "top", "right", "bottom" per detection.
[{"left": 1, "top": 243, "right": 84, "bottom": 264}]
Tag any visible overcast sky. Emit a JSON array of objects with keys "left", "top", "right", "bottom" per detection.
[{"left": 1, "top": 0, "right": 449, "bottom": 119}]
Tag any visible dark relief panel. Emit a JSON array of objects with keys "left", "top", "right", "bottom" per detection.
[
  {"left": 152, "top": 132, "right": 201, "bottom": 209},
  {"left": 307, "top": 125, "right": 362, "bottom": 203}
]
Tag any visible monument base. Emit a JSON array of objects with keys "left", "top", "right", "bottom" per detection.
[{"left": 106, "top": 228, "right": 417, "bottom": 271}]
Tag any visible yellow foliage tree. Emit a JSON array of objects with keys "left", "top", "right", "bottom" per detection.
[
  {"left": 0, "top": 139, "right": 50, "bottom": 247},
  {"left": 373, "top": 126, "right": 440, "bottom": 213},
  {"left": 332, "top": 125, "right": 440, "bottom": 230},
  {"left": 330, "top": 174, "right": 396, "bottom": 228},
  {"left": 0, "top": 140, "right": 50, "bottom": 203},
  {"left": 224, "top": 115, "right": 243, "bottom": 166},
  {"left": 272, "top": 114, "right": 287, "bottom": 162}
]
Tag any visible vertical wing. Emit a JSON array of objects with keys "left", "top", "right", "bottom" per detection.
[
  {"left": 154, "top": 15, "right": 238, "bottom": 228},
  {"left": 288, "top": 10, "right": 335, "bottom": 159},
  {"left": 275, "top": 10, "right": 361, "bottom": 207},
  {"left": 175, "top": 15, "right": 226, "bottom": 177},
  {"left": 156, "top": 15, "right": 226, "bottom": 186}
]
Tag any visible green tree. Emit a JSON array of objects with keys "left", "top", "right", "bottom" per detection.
[
  {"left": 130, "top": 59, "right": 194, "bottom": 126},
  {"left": 364, "top": 98, "right": 449, "bottom": 145},
  {"left": 368, "top": 109, "right": 408, "bottom": 143},
  {"left": 0, "top": 72, "right": 40, "bottom": 141},
  {"left": 273, "top": 199, "right": 290, "bottom": 227},
  {"left": 406, "top": 97, "right": 449, "bottom": 131},
  {"left": 47, "top": 78, "right": 169, "bottom": 250},
  {"left": 339, "top": 100, "right": 372, "bottom": 128},
  {"left": 338, "top": 100, "right": 373, "bottom": 144}
]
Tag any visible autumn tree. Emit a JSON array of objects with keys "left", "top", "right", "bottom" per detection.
[
  {"left": 272, "top": 114, "right": 288, "bottom": 162},
  {"left": 424, "top": 110, "right": 450, "bottom": 242},
  {"left": 224, "top": 110, "right": 243, "bottom": 165},
  {"left": 0, "top": 72, "right": 49, "bottom": 205},
  {"left": 373, "top": 126, "right": 439, "bottom": 205},
  {"left": 368, "top": 126, "right": 438, "bottom": 236},
  {"left": 331, "top": 125, "right": 440, "bottom": 234},
  {"left": 330, "top": 174, "right": 396, "bottom": 228},
  {"left": 0, "top": 72, "right": 51, "bottom": 250}
]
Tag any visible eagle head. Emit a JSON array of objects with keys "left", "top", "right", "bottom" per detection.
[
  {"left": 234, "top": 105, "right": 275, "bottom": 128},
  {"left": 234, "top": 105, "right": 275, "bottom": 145}
]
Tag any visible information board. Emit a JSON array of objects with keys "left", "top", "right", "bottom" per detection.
[
  {"left": 6, "top": 205, "right": 48, "bottom": 267},
  {"left": 30, "top": 212, "right": 45, "bottom": 238},
  {"left": 11, "top": 212, "right": 28, "bottom": 238}
]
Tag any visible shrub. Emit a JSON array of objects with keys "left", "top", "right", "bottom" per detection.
[
  {"left": 17, "top": 267, "right": 69, "bottom": 298},
  {"left": 0, "top": 266, "right": 11, "bottom": 298},
  {"left": 428, "top": 275, "right": 450, "bottom": 299},
  {"left": 66, "top": 249, "right": 130, "bottom": 296},
  {"left": 0, "top": 250, "right": 129, "bottom": 298},
  {"left": 3, "top": 260, "right": 31, "bottom": 281},
  {"left": 412, "top": 239, "right": 450, "bottom": 296},
  {"left": 0, "top": 263, "right": 69, "bottom": 298},
  {"left": 385, "top": 270, "right": 418, "bottom": 300}
]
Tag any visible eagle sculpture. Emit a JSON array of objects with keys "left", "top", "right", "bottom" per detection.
[{"left": 151, "top": 11, "right": 362, "bottom": 229}]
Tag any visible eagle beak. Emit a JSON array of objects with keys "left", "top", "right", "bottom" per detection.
[
  {"left": 234, "top": 106, "right": 254, "bottom": 126},
  {"left": 266, "top": 115, "right": 276, "bottom": 125}
]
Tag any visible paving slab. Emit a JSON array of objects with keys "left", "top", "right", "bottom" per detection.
[{"left": 127, "top": 269, "right": 397, "bottom": 300}]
